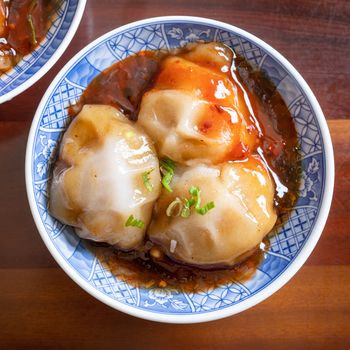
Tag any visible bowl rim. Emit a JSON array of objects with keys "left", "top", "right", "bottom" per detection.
[
  {"left": 0, "top": 0, "right": 87, "bottom": 104},
  {"left": 25, "top": 15, "right": 335, "bottom": 324}
]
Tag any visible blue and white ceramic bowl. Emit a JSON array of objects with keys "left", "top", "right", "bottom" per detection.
[
  {"left": 25, "top": 16, "right": 334, "bottom": 323},
  {"left": 0, "top": 0, "right": 86, "bottom": 104}
]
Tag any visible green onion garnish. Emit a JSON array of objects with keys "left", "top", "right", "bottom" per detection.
[
  {"left": 161, "top": 172, "right": 173, "bottom": 192},
  {"left": 179, "top": 186, "right": 215, "bottom": 217},
  {"left": 125, "top": 215, "right": 144, "bottom": 228},
  {"left": 188, "top": 186, "right": 215, "bottom": 214},
  {"left": 166, "top": 197, "right": 183, "bottom": 217},
  {"left": 28, "top": 0, "right": 38, "bottom": 46},
  {"left": 160, "top": 158, "right": 175, "bottom": 192},
  {"left": 196, "top": 201, "right": 215, "bottom": 215},
  {"left": 181, "top": 197, "right": 194, "bottom": 218},
  {"left": 27, "top": 15, "right": 37, "bottom": 46},
  {"left": 160, "top": 158, "right": 175, "bottom": 173},
  {"left": 189, "top": 186, "right": 201, "bottom": 209},
  {"left": 142, "top": 169, "right": 154, "bottom": 192}
]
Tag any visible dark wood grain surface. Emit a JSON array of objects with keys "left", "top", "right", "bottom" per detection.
[{"left": 0, "top": 1, "right": 349, "bottom": 348}]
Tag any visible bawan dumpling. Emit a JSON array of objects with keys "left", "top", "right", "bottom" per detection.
[
  {"left": 138, "top": 42, "right": 260, "bottom": 165},
  {"left": 49, "top": 104, "right": 161, "bottom": 250},
  {"left": 148, "top": 156, "right": 277, "bottom": 267}
]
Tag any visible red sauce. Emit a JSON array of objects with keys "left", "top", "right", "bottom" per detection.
[
  {"left": 70, "top": 43, "right": 300, "bottom": 292},
  {"left": 152, "top": 52, "right": 261, "bottom": 162}
]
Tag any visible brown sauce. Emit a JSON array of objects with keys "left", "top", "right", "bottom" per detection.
[
  {"left": 233, "top": 55, "right": 300, "bottom": 210},
  {"left": 69, "top": 51, "right": 163, "bottom": 120},
  {"left": 70, "top": 43, "right": 301, "bottom": 292},
  {"left": 91, "top": 239, "right": 270, "bottom": 292},
  {"left": 0, "top": 0, "right": 57, "bottom": 73}
]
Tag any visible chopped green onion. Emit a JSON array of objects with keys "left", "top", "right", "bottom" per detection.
[
  {"left": 160, "top": 158, "right": 175, "bottom": 192},
  {"left": 160, "top": 158, "right": 175, "bottom": 173},
  {"left": 161, "top": 172, "right": 173, "bottom": 192},
  {"left": 180, "top": 207, "right": 190, "bottom": 218},
  {"left": 181, "top": 186, "right": 215, "bottom": 217},
  {"left": 125, "top": 215, "right": 144, "bottom": 228},
  {"left": 180, "top": 198, "right": 194, "bottom": 218},
  {"left": 196, "top": 201, "right": 215, "bottom": 215},
  {"left": 166, "top": 197, "right": 183, "bottom": 217},
  {"left": 189, "top": 186, "right": 201, "bottom": 209},
  {"left": 142, "top": 169, "right": 154, "bottom": 192},
  {"left": 180, "top": 206, "right": 190, "bottom": 218},
  {"left": 164, "top": 185, "right": 215, "bottom": 219},
  {"left": 189, "top": 186, "right": 199, "bottom": 196},
  {"left": 28, "top": 0, "right": 38, "bottom": 46},
  {"left": 180, "top": 187, "right": 199, "bottom": 218},
  {"left": 27, "top": 14, "right": 37, "bottom": 46}
]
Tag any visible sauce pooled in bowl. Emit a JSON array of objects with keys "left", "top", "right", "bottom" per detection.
[{"left": 50, "top": 42, "right": 300, "bottom": 292}]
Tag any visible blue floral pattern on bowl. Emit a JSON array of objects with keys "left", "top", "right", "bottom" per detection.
[
  {"left": 27, "top": 18, "right": 330, "bottom": 320},
  {"left": 0, "top": 0, "right": 81, "bottom": 102}
]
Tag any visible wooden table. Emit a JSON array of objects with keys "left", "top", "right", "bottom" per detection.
[{"left": 1, "top": 0, "right": 349, "bottom": 348}]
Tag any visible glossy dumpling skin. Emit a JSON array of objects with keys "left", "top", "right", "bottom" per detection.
[
  {"left": 148, "top": 156, "right": 277, "bottom": 267},
  {"left": 49, "top": 104, "right": 161, "bottom": 250},
  {"left": 138, "top": 42, "right": 259, "bottom": 165}
]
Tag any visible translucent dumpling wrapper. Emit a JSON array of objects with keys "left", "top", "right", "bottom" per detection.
[
  {"left": 49, "top": 104, "right": 161, "bottom": 250},
  {"left": 138, "top": 42, "right": 260, "bottom": 165},
  {"left": 148, "top": 156, "right": 277, "bottom": 267}
]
